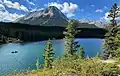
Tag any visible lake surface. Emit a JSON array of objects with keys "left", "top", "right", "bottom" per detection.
[{"left": 0, "top": 38, "right": 103, "bottom": 74}]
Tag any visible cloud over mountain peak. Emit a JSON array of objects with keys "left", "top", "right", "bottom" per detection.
[{"left": 46, "top": 2, "right": 78, "bottom": 18}]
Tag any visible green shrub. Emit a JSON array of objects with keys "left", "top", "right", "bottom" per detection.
[{"left": 50, "top": 57, "right": 120, "bottom": 76}]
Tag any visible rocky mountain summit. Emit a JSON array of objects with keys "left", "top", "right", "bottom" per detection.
[{"left": 15, "top": 6, "right": 69, "bottom": 27}]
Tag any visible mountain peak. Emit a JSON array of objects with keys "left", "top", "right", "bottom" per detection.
[
  {"left": 15, "top": 6, "right": 69, "bottom": 27},
  {"left": 48, "top": 6, "right": 60, "bottom": 11},
  {"left": 48, "top": 6, "right": 57, "bottom": 9}
]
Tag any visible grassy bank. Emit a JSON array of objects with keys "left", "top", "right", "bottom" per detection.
[{"left": 8, "top": 57, "right": 120, "bottom": 76}]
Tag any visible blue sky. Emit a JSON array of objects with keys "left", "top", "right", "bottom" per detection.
[{"left": 0, "top": 0, "right": 119, "bottom": 22}]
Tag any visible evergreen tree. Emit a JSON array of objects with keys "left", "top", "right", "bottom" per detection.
[
  {"left": 63, "top": 20, "right": 80, "bottom": 57},
  {"left": 101, "top": 49, "right": 110, "bottom": 60},
  {"left": 43, "top": 39, "right": 55, "bottom": 69},
  {"left": 86, "top": 55, "right": 90, "bottom": 60},
  {"left": 72, "top": 41, "right": 80, "bottom": 56},
  {"left": 96, "top": 52, "right": 101, "bottom": 58},
  {"left": 108, "top": 53, "right": 113, "bottom": 59},
  {"left": 36, "top": 58, "right": 40, "bottom": 70},
  {"left": 104, "top": 3, "right": 120, "bottom": 58},
  {"left": 79, "top": 46, "right": 85, "bottom": 59}
]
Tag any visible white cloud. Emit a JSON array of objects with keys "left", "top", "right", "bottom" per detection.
[
  {"left": 104, "top": 6, "right": 107, "bottom": 9},
  {"left": 100, "top": 12, "right": 111, "bottom": 22},
  {"left": 66, "top": 13, "right": 75, "bottom": 18},
  {"left": 103, "top": 12, "right": 109, "bottom": 20},
  {"left": 101, "top": 11, "right": 120, "bottom": 22},
  {"left": 80, "top": 9, "right": 84, "bottom": 12},
  {"left": 0, "top": 0, "right": 27, "bottom": 22},
  {"left": 0, "top": 10, "right": 24, "bottom": 21},
  {"left": 3, "top": 0, "right": 29, "bottom": 12},
  {"left": 47, "top": 2, "right": 78, "bottom": 17},
  {"left": 47, "top": 2, "right": 62, "bottom": 10},
  {"left": 26, "top": 0, "right": 35, "bottom": 5},
  {"left": 30, "top": 8, "right": 44, "bottom": 12},
  {"left": 20, "top": 5, "right": 29, "bottom": 12},
  {"left": 4, "top": 0, "right": 19, "bottom": 10},
  {"left": 95, "top": 9, "right": 103, "bottom": 13},
  {"left": 0, "top": 4, "right": 5, "bottom": 11},
  {"left": 0, "top": 0, "right": 3, "bottom": 3},
  {"left": 61, "top": 2, "right": 78, "bottom": 13},
  {"left": 91, "top": 5, "right": 95, "bottom": 7}
]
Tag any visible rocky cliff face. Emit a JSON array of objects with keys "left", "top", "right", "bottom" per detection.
[{"left": 15, "top": 6, "right": 69, "bottom": 27}]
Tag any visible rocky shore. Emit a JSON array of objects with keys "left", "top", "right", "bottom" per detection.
[{"left": 0, "top": 34, "right": 22, "bottom": 44}]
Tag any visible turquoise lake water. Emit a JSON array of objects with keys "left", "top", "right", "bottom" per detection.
[{"left": 0, "top": 39, "right": 103, "bottom": 74}]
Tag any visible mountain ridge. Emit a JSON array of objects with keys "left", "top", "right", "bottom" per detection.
[
  {"left": 15, "top": 6, "right": 106, "bottom": 28},
  {"left": 15, "top": 6, "right": 69, "bottom": 27}
]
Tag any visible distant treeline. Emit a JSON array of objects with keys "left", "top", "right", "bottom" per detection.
[{"left": 0, "top": 22, "right": 107, "bottom": 43}]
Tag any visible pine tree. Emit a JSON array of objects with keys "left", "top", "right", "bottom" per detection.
[
  {"left": 36, "top": 58, "right": 40, "bottom": 70},
  {"left": 108, "top": 53, "right": 113, "bottom": 59},
  {"left": 79, "top": 46, "right": 85, "bottom": 59},
  {"left": 43, "top": 39, "right": 55, "bottom": 69},
  {"left": 72, "top": 41, "right": 80, "bottom": 59},
  {"left": 104, "top": 3, "right": 120, "bottom": 58},
  {"left": 63, "top": 20, "right": 80, "bottom": 57},
  {"left": 86, "top": 55, "right": 90, "bottom": 60},
  {"left": 96, "top": 52, "right": 101, "bottom": 58},
  {"left": 101, "top": 49, "right": 110, "bottom": 60},
  {"left": 72, "top": 41, "right": 80, "bottom": 55}
]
